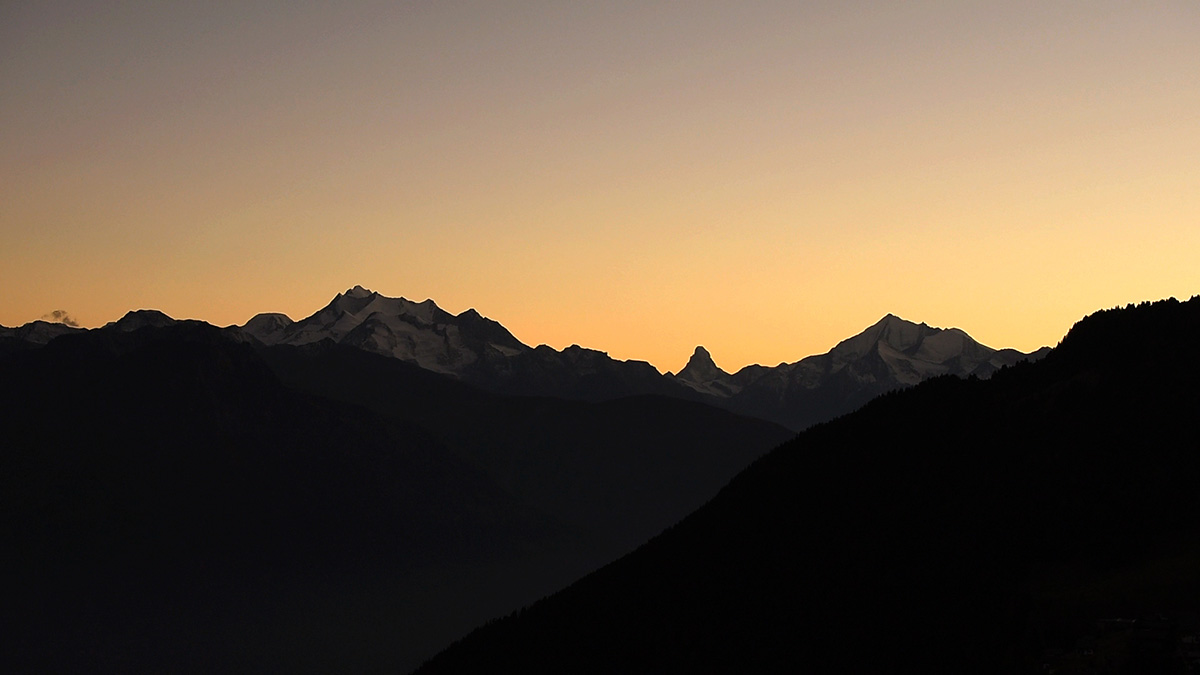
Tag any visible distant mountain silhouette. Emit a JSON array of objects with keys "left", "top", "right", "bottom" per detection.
[
  {"left": 103, "top": 308, "right": 179, "bottom": 332},
  {"left": 415, "top": 297, "right": 1200, "bottom": 674},
  {"left": 3, "top": 316, "right": 789, "bottom": 673},
  {"left": 672, "top": 313, "right": 1049, "bottom": 429},
  {"left": 240, "top": 287, "right": 1045, "bottom": 428}
]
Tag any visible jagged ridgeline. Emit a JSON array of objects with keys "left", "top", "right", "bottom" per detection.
[
  {"left": 415, "top": 297, "right": 1200, "bottom": 674},
  {"left": 3, "top": 286, "right": 1044, "bottom": 431},
  {"left": 238, "top": 286, "right": 1046, "bottom": 430}
]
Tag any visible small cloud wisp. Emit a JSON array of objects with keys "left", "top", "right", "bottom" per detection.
[{"left": 42, "top": 310, "right": 80, "bottom": 327}]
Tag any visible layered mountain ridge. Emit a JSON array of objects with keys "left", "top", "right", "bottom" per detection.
[
  {"left": 5, "top": 286, "right": 1048, "bottom": 430},
  {"left": 241, "top": 287, "right": 1048, "bottom": 428}
]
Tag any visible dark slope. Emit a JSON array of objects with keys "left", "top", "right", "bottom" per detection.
[
  {"left": 1, "top": 323, "right": 562, "bottom": 673},
  {"left": 260, "top": 342, "right": 794, "bottom": 553},
  {"left": 463, "top": 343, "right": 698, "bottom": 402},
  {"left": 415, "top": 297, "right": 1200, "bottom": 674},
  {"left": 2, "top": 322, "right": 791, "bottom": 673}
]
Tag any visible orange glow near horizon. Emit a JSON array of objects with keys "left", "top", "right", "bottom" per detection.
[{"left": 3, "top": 2, "right": 1199, "bottom": 374}]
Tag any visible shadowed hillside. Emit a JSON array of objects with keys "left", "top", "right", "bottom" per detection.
[
  {"left": 2, "top": 320, "right": 790, "bottom": 673},
  {"left": 1, "top": 322, "right": 566, "bottom": 672},
  {"left": 416, "top": 297, "right": 1200, "bottom": 674}
]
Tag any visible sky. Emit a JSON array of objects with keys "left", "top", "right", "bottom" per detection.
[{"left": 2, "top": 1, "right": 1198, "bottom": 373}]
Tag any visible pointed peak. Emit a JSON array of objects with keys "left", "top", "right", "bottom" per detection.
[
  {"left": 829, "top": 313, "right": 929, "bottom": 357},
  {"left": 677, "top": 345, "right": 729, "bottom": 382},
  {"left": 344, "top": 285, "right": 374, "bottom": 299},
  {"left": 689, "top": 345, "right": 715, "bottom": 365},
  {"left": 874, "top": 313, "right": 913, "bottom": 326}
]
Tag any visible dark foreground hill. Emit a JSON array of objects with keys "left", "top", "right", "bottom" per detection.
[
  {"left": 1, "top": 321, "right": 789, "bottom": 673},
  {"left": 415, "top": 297, "right": 1200, "bottom": 674}
]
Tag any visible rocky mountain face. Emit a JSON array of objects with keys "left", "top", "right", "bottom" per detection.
[
  {"left": 243, "top": 285, "right": 679, "bottom": 402},
  {"left": 672, "top": 313, "right": 1049, "bottom": 429},
  {"left": 243, "top": 285, "right": 526, "bottom": 373}
]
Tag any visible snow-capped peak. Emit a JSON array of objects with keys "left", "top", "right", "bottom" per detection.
[
  {"left": 672, "top": 345, "right": 740, "bottom": 397},
  {"left": 243, "top": 287, "right": 529, "bottom": 376},
  {"left": 243, "top": 312, "right": 294, "bottom": 344},
  {"left": 829, "top": 314, "right": 932, "bottom": 359}
]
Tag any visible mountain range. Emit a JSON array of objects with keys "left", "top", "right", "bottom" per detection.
[
  {"left": 3, "top": 287, "right": 1047, "bottom": 433},
  {"left": 2, "top": 287, "right": 1057, "bottom": 672},
  {"left": 235, "top": 286, "right": 1042, "bottom": 429}
]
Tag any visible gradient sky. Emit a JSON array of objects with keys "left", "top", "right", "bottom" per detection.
[{"left": 3, "top": 1, "right": 1198, "bottom": 373}]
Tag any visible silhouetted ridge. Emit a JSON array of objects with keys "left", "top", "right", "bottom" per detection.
[
  {"left": 104, "top": 308, "right": 177, "bottom": 332},
  {"left": 0, "top": 319, "right": 83, "bottom": 352},
  {"left": 1052, "top": 296, "right": 1198, "bottom": 369},
  {"left": 416, "top": 296, "right": 1200, "bottom": 674},
  {"left": 242, "top": 289, "right": 1046, "bottom": 427}
]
